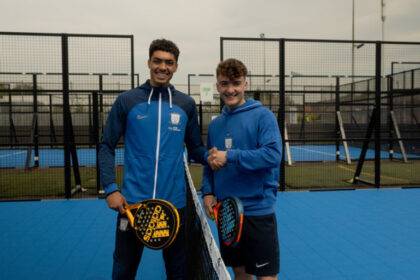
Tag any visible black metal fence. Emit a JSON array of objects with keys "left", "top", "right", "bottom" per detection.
[
  {"left": 0, "top": 31, "right": 134, "bottom": 200},
  {"left": 220, "top": 37, "right": 420, "bottom": 190},
  {"left": 1, "top": 34, "right": 420, "bottom": 201}
]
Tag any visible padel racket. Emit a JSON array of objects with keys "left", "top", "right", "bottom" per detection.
[
  {"left": 125, "top": 199, "right": 180, "bottom": 250},
  {"left": 213, "top": 196, "right": 244, "bottom": 247}
]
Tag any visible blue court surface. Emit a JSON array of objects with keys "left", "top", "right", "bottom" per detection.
[
  {"left": 1, "top": 146, "right": 418, "bottom": 168},
  {"left": 1, "top": 188, "right": 419, "bottom": 279},
  {"left": 288, "top": 145, "right": 419, "bottom": 162}
]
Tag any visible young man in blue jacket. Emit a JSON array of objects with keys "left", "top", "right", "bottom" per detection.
[
  {"left": 99, "top": 39, "right": 206, "bottom": 280},
  {"left": 201, "top": 58, "right": 282, "bottom": 280}
]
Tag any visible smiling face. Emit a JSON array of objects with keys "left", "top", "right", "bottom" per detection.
[
  {"left": 217, "top": 75, "right": 247, "bottom": 111},
  {"left": 148, "top": 50, "right": 178, "bottom": 87}
]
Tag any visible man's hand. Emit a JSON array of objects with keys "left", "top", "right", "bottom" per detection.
[
  {"left": 106, "top": 191, "right": 128, "bottom": 214},
  {"left": 207, "top": 147, "right": 227, "bottom": 171},
  {"left": 203, "top": 194, "right": 217, "bottom": 220}
]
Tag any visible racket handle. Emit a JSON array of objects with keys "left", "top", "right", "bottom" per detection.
[
  {"left": 125, "top": 207, "right": 135, "bottom": 228},
  {"left": 213, "top": 202, "right": 221, "bottom": 225}
]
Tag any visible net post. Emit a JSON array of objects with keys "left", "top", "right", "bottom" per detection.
[
  {"left": 284, "top": 123, "right": 292, "bottom": 166},
  {"left": 24, "top": 115, "right": 36, "bottom": 170},
  {"left": 388, "top": 74, "right": 394, "bottom": 160},
  {"left": 336, "top": 111, "right": 351, "bottom": 164},
  {"left": 389, "top": 111, "right": 408, "bottom": 163}
]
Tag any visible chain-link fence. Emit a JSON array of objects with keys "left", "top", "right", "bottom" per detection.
[
  {"left": 220, "top": 37, "right": 420, "bottom": 190},
  {"left": 2, "top": 35, "right": 419, "bottom": 200},
  {"left": 0, "top": 32, "right": 134, "bottom": 200}
]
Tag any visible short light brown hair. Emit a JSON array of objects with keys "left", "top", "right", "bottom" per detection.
[{"left": 216, "top": 58, "right": 248, "bottom": 80}]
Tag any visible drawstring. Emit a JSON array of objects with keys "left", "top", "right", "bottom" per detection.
[
  {"left": 152, "top": 92, "right": 162, "bottom": 199},
  {"left": 168, "top": 87, "right": 173, "bottom": 109},
  {"left": 148, "top": 88, "right": 154, "bottom": 104},
  {"left": 148, "top": 87, "right": 172, "bottom": 109}
]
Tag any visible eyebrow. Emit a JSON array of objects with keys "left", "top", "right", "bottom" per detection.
[{"left": 152, "top": 58, "right": 175, "bottom": 63}]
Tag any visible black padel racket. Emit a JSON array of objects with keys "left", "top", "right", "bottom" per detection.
[
  {"left": 125, "top": 199, "right": 180, "bottom": 250},
  {"left": 213, "top": 196, "right": 244, "bottom": 247}
]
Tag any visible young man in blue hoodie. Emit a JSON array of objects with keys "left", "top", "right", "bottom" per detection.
[
  {"left": 99, "top": 39, "right": 206, "bottom": 280},
  {"left": 201, "top": 58, "right": 282, "bottom": 280}
]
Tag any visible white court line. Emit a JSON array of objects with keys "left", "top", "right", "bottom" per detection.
[
  {"left": 0, "top": 151, "right": 27, "bottom": 159},
  {"left": 291, "top": 146, "right": 338, "bottom": 157}
]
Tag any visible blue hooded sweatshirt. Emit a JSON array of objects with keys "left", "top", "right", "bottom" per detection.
[
  {"left": 99, "top": 81, "right": 205, "bottom": 208},
  {"left": 201, "top": 99, "right": 282, "bottom": 215}
]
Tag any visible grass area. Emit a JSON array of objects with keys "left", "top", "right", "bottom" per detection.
[
  {"left": 1, "top": 160, "right": 419, "bottom": 200},
  {"left": 286, "top": 160, "right": 420, "bottom": 190},
  {"left": 188, "top": 161, "right": 420, "bottom": 191},
  {"left": 186, "top": 164, "right": 204, "bottom": 191},
  {"left": 0, "top": 167, "right": 101, "bottom": 199}
]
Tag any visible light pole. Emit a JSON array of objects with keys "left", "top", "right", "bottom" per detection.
[
  {"left": 381, "top": 0, "right": 386, "bottom": 41},
  {"left": 352, "top": 0, "right": 355, "bottom": 86}
]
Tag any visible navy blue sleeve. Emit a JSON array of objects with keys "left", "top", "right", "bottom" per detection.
[{"left": 99, "top": 96, "right": 126, "bottom": 194}]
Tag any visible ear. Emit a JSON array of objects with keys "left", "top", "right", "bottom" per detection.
[
  {"left": 147, "top": 59, "right": 152, "bottom": 69},
  {"left": 243, "top": 80, "right": 248, "bottom": 90}
]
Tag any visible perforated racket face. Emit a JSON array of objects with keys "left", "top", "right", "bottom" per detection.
[
  {"left": 133, "top": 199, "right": 179, "bottom": 250},
  {"left": 216, "top": 197, "right": 243, "bottom": 247}
]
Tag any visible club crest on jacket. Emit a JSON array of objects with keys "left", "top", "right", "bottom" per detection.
[{"left": 170, "top": 113, "right": 181, "bottom": 125}]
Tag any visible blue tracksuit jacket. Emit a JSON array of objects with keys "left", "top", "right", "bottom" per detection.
[
  {"left": 99, "top": 80, "right": 205, "bottom": 208},
  {"left": 201, "top": 99, "right": 282, "bottom": 215}
]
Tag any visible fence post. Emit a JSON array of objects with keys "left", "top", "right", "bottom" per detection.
[
  {"left": 32, "top": 74, "right": 39, "bottom": 167},
  {"left": 335, "top": 76, "right": 340, "bottom": 161},
  {"left": 62, "top": 33, "right": 72, "bottom": 198},
  {"left": 199, "top": 101, "right": 203, "bottom": 136},
  {"left": 92, "top": 91, "right": 101, "bottom": 194},
  {"left": 8, "top": 91, "right": 18, "bottom": 147},
  {"left": 375, "top": 41, "right": 382, "bottom": 188},
  {"left": 278, "top": 39, "right": 286, "bottom": 191},
  {"left": 49, "top": 94, "right": 56, "bottom": 148}
]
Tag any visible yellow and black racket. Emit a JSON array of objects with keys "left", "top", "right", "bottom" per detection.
[
  {"left": 213, "top": 196, "right": 244, "bottom": 247},
  {"left": 125, "top": 199, "right": 180, "bottom": 250}
]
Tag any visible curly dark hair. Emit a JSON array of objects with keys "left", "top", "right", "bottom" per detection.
[
  {"left": 216, "top": 58, "right": 248, "bottom": 79},
  {"left": 149, "top": 39, "right": 180, "bottom": 62}
]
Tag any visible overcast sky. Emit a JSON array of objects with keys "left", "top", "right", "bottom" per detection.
[{"left": 1, "top": 0, "right": 419, "bottom": 85}]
